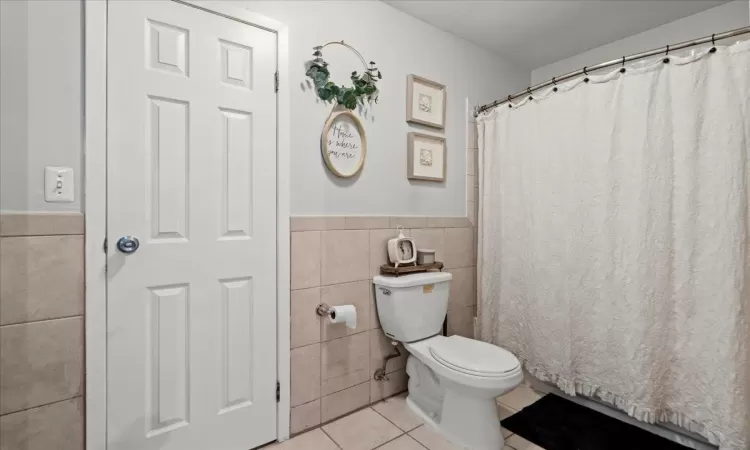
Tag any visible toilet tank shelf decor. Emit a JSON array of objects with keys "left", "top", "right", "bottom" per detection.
[
  {"left": 379, "top": 262, "right": 443, "bottom": 276},
  {"left": 387, "top": 226, "right": 417, "bottom": 267}
]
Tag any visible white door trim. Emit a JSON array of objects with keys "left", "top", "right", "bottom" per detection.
[{"left": 83, "top": 1, "right": 291, "bottom": 448}]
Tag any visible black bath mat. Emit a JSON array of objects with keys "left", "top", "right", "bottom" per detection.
[{"left": 501, "top": 394, "right": 692, "bottom": 450}]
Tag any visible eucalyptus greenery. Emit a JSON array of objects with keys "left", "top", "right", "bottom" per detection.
[{"left": 306, "top": 45, "right": 381, "bottom": 110}]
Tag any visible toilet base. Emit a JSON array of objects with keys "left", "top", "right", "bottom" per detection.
[{"left": 407, "top": 392, "right": 505, "bottom": 450}]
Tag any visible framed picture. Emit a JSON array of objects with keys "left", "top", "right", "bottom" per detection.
[
  {"left": 407, "top": 132, "right": 446, "bottom": 182},
  {"left": 321, "top": 110, "right": 367, "bottom": 178},
  {"left": 407, "top": 74, "right": 446, "bottom": 129}
]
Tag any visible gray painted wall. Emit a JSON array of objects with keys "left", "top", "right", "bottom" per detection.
[
  {"left": 0, "top": 0, "right": 528, "bottom": 215},
  {"left": 531, "top": 1, "right": 749, "bottom": 84}
]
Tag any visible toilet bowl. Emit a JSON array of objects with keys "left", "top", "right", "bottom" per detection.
[
  {"left": 405, "top": 335, "right": 523, "bottom": 450},
  {"left": 373, "top": 273, "right": 523, "bottom": 450}
]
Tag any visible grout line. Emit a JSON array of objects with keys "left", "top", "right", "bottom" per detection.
[
  {"left": 0, "top": 395, "right": 81, "bottom": 417},
  {"left": 290, "top": 221, "right": 474, "bottom": 232},
  {"left": 290, "top": 341, "right": 320, "bottom": 353},
  {"left": 319, "top": 404, "right": 373, "bottom": 430},
  {"left": 371, "top": 431, "right": 409, "bottom": 449},
  {"left": 292, "top": 398, "right": 319, "bottom": 409},
  {"left": 320, "top": 328, "right": 370, "bottom": 345},
  {"left": 319, "top": 329, "right": 324, "bottom": 426},
  {"left": 406, "top": 425, "right": 431, "bottom": 450},
  {"left": 498, "top": 400, "right": 519, "bottom": 412},
  {"left": 320, "top": 375, "right": 370, "bottom": 401},
  {"left": 0, "top": 232, "right": 84, "bottom": 238},
  {"left": 318, "top": 229, "right": 323, "bottom": 288},
  {"left": 319, "top": 427, "right": 344, "bottom": 450},
  {"left": 318, "top": 278, "right": 372, "bottom": 289},
  {"left": 410, "top": 435, "right": 430, "bottom": 450},
  {"left": 370, "top": 402, "right": 410, "bottom": 433},
  {"left": 0, "top": 314, "right": 84, "bottom": 329},
  {"left": 317, "top": 390, "right": 410, "bottom": 436}
]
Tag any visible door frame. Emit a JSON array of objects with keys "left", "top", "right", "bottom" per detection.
[{"left": 83, "top": 1, "right": 291, "bottom": 448}]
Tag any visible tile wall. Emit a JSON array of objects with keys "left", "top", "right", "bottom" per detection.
[
  {"left": 0, "top": 213, "right": 85, "bottom": 450},
  {"left": 467, "top": 114, "right": 480, "bottom": 325},
  {"left": 467, "top": 114, "right": 479, "bottom": 228},
  {"left": 289, "top": 215, "right": 477, "bottom": 435}
]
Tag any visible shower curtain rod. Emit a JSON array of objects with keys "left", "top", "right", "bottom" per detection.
[{"left": 475, "top": 26, "right": 750, "bottom": 116}]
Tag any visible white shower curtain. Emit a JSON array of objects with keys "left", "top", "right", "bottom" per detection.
[{"left": 477, "top": 40, "right": 750, "bottom": 450}]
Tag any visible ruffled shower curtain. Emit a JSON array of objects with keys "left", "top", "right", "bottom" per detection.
[{"left": 477, "top": 40, "right": 750, "bottom": 450}]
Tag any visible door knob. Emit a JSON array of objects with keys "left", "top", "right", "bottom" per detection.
[{"left": 117, "top": 236, "right": 140, "bottom": 254}]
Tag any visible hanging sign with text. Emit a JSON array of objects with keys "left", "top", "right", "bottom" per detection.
[{"left": 321, "top": 111, "right": 367, "bottom": 178}]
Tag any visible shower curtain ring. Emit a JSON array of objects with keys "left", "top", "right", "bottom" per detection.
[
  {"left": 507, "top": 94, "right": 512, "bottom": 108},
  {"left": 620, "top": 56, "right": 626, "bottom": 73},
  {"left": 583, "top": 66, "right": 589, "bottom": 83},
  {"left": 710, "top": 33, "right": 717, "bottom": 53},
  {"left": 527, "top": 87, "right": 533, "bottom": 100},
  {"left": 663, "top": 45, "right": 670, "bottom": 63},
  {"left": 552, "top": 77, "right": 558, "bottom": 92}
]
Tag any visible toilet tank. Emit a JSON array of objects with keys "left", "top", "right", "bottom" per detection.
[{"left": 373, "top": 272, "right": 452, "bottom": 343}]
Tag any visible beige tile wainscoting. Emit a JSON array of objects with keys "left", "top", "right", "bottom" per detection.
[
  {"left": 467, "top": 114, "right": 479, "bottom": 228},
  {"left": 0, "top": 211, "right": 479, "bottom": 447},
  {"left": 0, "top": 213, "right": 85, "bottom": 450},
  {"left": 289, "top": 216, "right": 478, "bottom": 435}
]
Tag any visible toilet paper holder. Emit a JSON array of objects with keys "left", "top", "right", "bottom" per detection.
[
  {"left": 316, "top": 303, "right": 335, "bottom": 319},
  {"left": 316, "top": 303, "right": 358, "bottom": 330}
]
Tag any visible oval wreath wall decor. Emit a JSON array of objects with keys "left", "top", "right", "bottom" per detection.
[
  {"left": 308, "top": 41, "right": 378, "bottom": 178},
  {"left": 305, "top": 41, "right": 382, "bottom": 110},
  {"left": 321, "top": 110, "right": 366, "bottom": 178}
]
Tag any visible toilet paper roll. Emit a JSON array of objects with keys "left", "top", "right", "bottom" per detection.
[{"left": 329, "top": 305, "right": 357, "bottom": 330}]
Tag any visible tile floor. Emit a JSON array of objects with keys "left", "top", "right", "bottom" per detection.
[{"left": 266, "top": 384, "right": 547, "bottom": 450}]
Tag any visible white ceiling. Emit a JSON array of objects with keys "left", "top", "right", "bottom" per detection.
[{"left": 384, "top": 1, "right": 730, "bottom": 68}]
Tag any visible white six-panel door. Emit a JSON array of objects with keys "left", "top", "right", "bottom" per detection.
[{"left": 106, "top": 1, "right": 277, "bottom": 449}]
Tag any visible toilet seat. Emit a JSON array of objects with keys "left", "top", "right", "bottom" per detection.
[{"left": 429, "top": 335, "right": 520, "bottom": 378}]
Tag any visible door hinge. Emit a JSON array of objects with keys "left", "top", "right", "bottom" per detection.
[
  {"left": 276, "top": 381, "right": 280, "bottom": 402},
  {"left": 274, "top": 71, "right": 279, "bottom": 93},
  {"left": 103, "top": 238, "right": 109, "bottom": 273}
]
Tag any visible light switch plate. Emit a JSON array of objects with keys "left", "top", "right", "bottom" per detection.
[{"left": 44, "top": 167, "right": 75, "bottom": 203}]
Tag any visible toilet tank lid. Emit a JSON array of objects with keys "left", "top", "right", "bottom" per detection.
[{"left": 373, "top": 272, "right": 452, "bottom": 288}]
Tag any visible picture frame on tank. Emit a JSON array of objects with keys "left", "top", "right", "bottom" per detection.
[
  {"left": 406, "top": 74, "right": 446, "bottom": 129},
  {"left": 407, "top": 132, "right": 446, "bottom": 182}
]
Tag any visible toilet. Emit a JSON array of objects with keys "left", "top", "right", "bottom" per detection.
[{"left": 373, "top": 272, "right": 523, "bottom": 450}]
